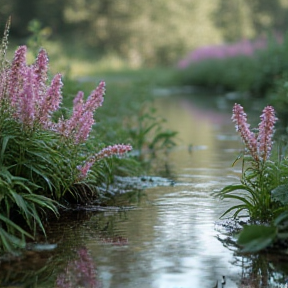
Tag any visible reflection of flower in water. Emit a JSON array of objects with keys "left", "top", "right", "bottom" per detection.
[
  {"left": 55, "top": 247, "right": 101, "bottom": 288},
  {"left": 100, "top": 236, "right": 128, "bottom": 246}
]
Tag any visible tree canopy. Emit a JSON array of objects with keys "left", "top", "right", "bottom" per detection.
[{"left": 1, "top": 0, "right": 288, "bottom": 65}]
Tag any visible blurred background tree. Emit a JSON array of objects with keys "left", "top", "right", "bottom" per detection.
[
  {"left": 213, "top": 0, "right": 288, "bottom": 42},
  {"left": 1, "top": 0, "right": 288, "bottom": 67}
]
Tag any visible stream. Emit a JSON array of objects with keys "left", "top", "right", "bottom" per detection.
[{"left": 1, "top": 93, "right": 288, "bottom": 288}]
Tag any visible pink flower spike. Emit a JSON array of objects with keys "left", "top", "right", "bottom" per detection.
[
  {"left": 85, "top": 81, "right": 105, "bottom": 112},
  {"left": 77, "top": 160, "right": 94, "bottom": 179},
  {"left": 34, "top": 49, "right": 49, "bottom": 82},
  {"left": 77, "top": 144, "right": 132, "bottom": 180},
  {"left": 93, "top": 144, "right": 133, "bottom": 161},
  {"left": 33, "top": 48, "right": 49, "bottom": 99},
  {"left": 8, "top": 45, "right": 27, "bottom": 106},
  {"left": 232, "top": 103, "right": 258, "bottom": 161},
  {"left": 73, "top": 90, "right": 85, "bottom": 107},
  {"left": 74, "top": 111, "right": 94, "bottom": 144},
  {"left": 257, "top": 106, "right": 277, "bottom": 161},
  {"left": 17, "top": 68, "right": 36, "bottom": 127},
  {"left": 39, "top": 73, "right": 63, "bottom": 127}
]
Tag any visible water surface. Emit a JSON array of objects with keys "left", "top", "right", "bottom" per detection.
[{"left": 1, "top": 94, "right": 288, "bottom": 288}]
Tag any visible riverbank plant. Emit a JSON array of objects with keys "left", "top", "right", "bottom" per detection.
[
  {"left": 0, "top": 19, "right": 132, "bottom": 253},
  {"left": 215, "top": 103, "right": 280, "bottom": 222},
  {"left": 176, "top": 33, "right": 288, "bottom": 98},
  {"left": 215, "top": 103, "right": 288, "bottom": 252}
]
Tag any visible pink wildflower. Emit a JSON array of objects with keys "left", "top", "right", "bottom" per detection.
[
  {"left": 77, "top": 144, "right": 132, "bottom": 179},
  {"left": 39, "top": 73, "right": 63, "bottom": 127},
  {"left": 0, "top": 68, "right": 8, "bottom": 103},
  {"left": 257, "top": 106, "right": 277, "bottom": 161},
  {"left": 8, "top": 45, "right": 27, "bottom": 106},
  {"left": 33, "top": 48, "right": 49, "bottom": 103},
  {"left": 232, "top": 103, "right": 258, "bottom": 161},
  {"left": 77, "top": 160, "right": 94, "bottom": 180},
  {"left": 55, "top": 82, "right": 105, "bottom": 144},
  {"left": 55, "top": 247, "right": 100, "bottom": 288},
  {"left": 85, "top": 80, "right": 105, "bottom": 112},
  {"left": 68, "top": 91, "right": 85, "bottom": 129},
  {"left": 74, "top": 111, "right": 94, "bottom": 144},
  {"left": 93, "top": 144, "right": 133, "bottom": 161},
  {"left": 16, "top": 67, "right": 36, "bottom": 127}
]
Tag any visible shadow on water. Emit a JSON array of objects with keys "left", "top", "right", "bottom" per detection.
[{"left": 1, "top": 94, "right": 288, "bottom": 288}]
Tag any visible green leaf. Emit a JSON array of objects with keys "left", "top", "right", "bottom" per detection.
[
  {"left": 220, "top": 204, "right": 248, "bottom": 218},
  {"left": 271, "top": 184, "right": 288, "bottom": 205},
  {"left": 0, "top": 214, "right": 33, "bottom": 239},
  {"left": 237, "top": 225, "right": 277, "bottom": 252},
  {"left": 277, "top": 232, "right": 288, "bottom": 239},
  {"left": 274, "top": 210, "right": 288, "bottom": 226},
  {"left": 0, "top": 135, "right": 14, "bottom": 164}
]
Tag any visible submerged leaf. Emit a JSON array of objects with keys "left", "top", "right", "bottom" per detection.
[{"left": 237, "top": 225, "right": 277, "bottom": 252}]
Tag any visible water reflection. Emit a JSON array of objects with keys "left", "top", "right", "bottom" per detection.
[
  {"left": 1, "top": 95, "right": 288, "bottom": 288},
  {"left": 56, "top": 247, "right": 101, "bottom": 288}
]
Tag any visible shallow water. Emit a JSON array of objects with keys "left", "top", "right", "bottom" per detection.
[{"left": 1, "top": 95, "right": 288, "bottom": 288}]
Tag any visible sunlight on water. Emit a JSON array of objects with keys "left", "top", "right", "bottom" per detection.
[{"left": 84, "top": 95, "right": 244, "bottom": 288}]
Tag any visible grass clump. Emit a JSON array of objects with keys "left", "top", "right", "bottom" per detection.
[
  {"left": 176, "top": 34, "right": 288, "bottom": 98},
  {"left": 214, "top": 102, "right": 288, "bottom": 252},
  {"left": 0, "top": 19, "right": 133, "bottom": 253}
]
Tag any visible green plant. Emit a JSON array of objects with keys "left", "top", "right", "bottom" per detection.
[
  {"left": 214, "top": 103, "right": 279, "bottom": 222},
  {"left": 127, "top": 106, "right": 177, "bottom": 161},
  {"left": 176, "top": 32, "right": 288, "bottom": 98},
  {"left": 26, "top": 19, "right": 52, "bottom": 57},
  {"left": 215, "top": 103, "right": 288, "bottom": 252},
  {"left": 0, "top": 19, "right": 133, "bottom": 253},
  {"left": 235, "top": 181, "right": 288, "bottom": 253}
]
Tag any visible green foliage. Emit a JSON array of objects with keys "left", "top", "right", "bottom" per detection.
[
  {"left": 176, "top": 32, "right": 288, "bottom": 98},
  {"left": 237, "top": 225, "right": 277, "bottom": 252},
  {"left": 215, "top": 102, "right": 288, "bottom": 252},
  {"left": 0, "top": 20, "right": 136, "bottom": 254},
  {"left": 0, "top": 111, "right": 79, "bottom": 197},
  {"left": 271, "top": 183, "right": 288, "bottom": 205},
  {"left": 236, "top": 209, "right": 288, "bottom": 253},
  {"left": 3, "top": 0, "right": 288, "bottom": 67},
  {"left": 215, "top": 157, "right": 283, "bottom": 222},
  {"left": 26, "top": 19, "right": 52, "bottom": 57},
  {"left": 0, "top": 167, "right": 59, "bottom": 252},
  {"left": 128, "top": 106, "right": 178, "bottom": 161},
  {"left": 218, "top": 154, "right": 288, "bottom": 253},
  {"left": 177, "top": 56, "right": 259, "bottom": 93},
  {"left": 269, "top": 75, "right": 288, "bottom": 127},
  {"left": 213, "top": 0, "right": 288, "bottom": 42},
  {"left": 0, "top": 119, "right": 62, "bottom": 252},
  {"left": 0, "top": 17, "right": 179, "bottom": 255}
]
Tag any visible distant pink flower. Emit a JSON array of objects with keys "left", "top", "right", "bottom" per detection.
[
  {"left": 257, "top": 106, "right": 277, "bottom": 161},
  {"left": 232, "top": 103, "right": 258, "bottom": 161},
  {"left": 177, "top": 36, "right": 281, "bottom": 69}
]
